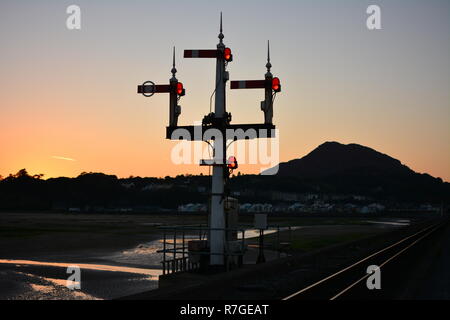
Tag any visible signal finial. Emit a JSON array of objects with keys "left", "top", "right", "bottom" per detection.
[
  {"left": 218, "top": 12, "right": 224, "bottom": 44},
  {"left": 171, "top": 46, "right": 177, "bottom": 81},
  {"left": 266, "top": 40, "right": 272, "bottom": 76}
]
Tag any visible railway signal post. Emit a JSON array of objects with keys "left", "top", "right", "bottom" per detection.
[{"left": 138, "top": 13, "right": 282, "bottom": 268}]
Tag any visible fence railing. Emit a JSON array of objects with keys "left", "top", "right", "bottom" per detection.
[{"left": 157, "top": 224, "right": 293, "bottom": 275}]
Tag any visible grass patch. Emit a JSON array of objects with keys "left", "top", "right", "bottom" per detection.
[
  {"left": 289, "top": 233, "right": 368, "bottom": 251},
  {"left": 0, "top": 224, "right": 154, "bottom": 239},
  {"left": 239, "top": 216, "right": 373, "bottom": 227},
  {"left": 253, "top": 228, "right": 375, "bottom": 253}
]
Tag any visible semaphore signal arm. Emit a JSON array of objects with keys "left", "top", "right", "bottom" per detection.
[{"left": 137, "top": 37, "right": 281, "bottom": 142}]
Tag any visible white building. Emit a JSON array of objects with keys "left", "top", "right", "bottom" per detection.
[{"left": 178, "top": 203, "right": 207, "bottom": 213}]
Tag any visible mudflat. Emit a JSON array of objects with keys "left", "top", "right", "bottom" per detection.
[{"left": 0, "top": 212, "right": 408, "bottom": 299}]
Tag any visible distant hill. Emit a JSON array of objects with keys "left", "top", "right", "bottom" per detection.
[
  {"left": 0, "top": 142, "right": 448, "bottom": 212},
  {"left": 276, "top": 141, "right": 414, "bottom": 178},
  {"left": 262, "top": 141, "right": 449, "bottom": 202}
]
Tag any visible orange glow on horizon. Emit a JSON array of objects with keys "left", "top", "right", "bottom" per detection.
[{"left": 1, "top": 2, "right": 449, "bottom": 183}]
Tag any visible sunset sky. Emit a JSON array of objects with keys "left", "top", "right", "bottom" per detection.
[{"left": 1, "top": 0, "right": 449, "bottom": 181}]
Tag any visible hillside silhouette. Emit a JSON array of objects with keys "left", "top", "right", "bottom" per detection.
[
  {"left": 276, "top": 141, "right": 414, "bottom": 178},
  {"left": 261, "top": 141, "right": 448, "bottom": 202},
  {"left": 0, "top": 142, "right": 448, "bottom": 211}
]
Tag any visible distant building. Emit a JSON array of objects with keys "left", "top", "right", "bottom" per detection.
[
  {"left": 141, "top": 183, "right": 173, "bottom": 191},
  {"left": 239, "top": 203, "right": 273, "bottom": 213},
  {"left": 178, "top": 203, "right": 207, "bottom": 213},
  {"left": 270, "top": 191, "right": 299, "bottom": 201},
  {"left": 288, "top": 203, "right": 304, "bottom": 212},
  {"left": 359, "top": 203, "right": 385, "bottom": 214},
  {"left": 121, "top": 182, "right": 135, "bottom": 189},
  {"left": 239, "top": 203, "right": 252, "bottom": 212}
]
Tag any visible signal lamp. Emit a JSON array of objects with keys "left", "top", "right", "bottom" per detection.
[
  {"left": 271, "top": 77, "right": 281, "bottom": 92},
  {"left": 224, "top": 47, "right": 233, "bottom": 62},
  {"left": 227, "top": 156, "right": 238, "bottom": 170},
  {"left": 176, "top": 82, "right": 185, "bottom": 96}
]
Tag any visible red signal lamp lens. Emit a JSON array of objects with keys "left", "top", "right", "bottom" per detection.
[
  {"left": 227, "top": 156, "right": 238, "bottom": 169},
  {"left": 224, "top": 47, "right": 233, "bottom": 62},
  {"left": 176, "top": 82, "right": 185, "bottom": 96},
  {"left": 272, "top": 77, "right": 281, "bottom": 92}
]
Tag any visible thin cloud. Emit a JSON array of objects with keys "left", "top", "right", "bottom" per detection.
[{"left": 52, "top": 156, "right": 76, "bottom": 161}]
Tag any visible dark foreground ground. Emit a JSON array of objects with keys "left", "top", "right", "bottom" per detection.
[
  {"left": 123, "top": 218, "right": 450, "bottom": 300},
  {"left": 0, "top": 211, "right": 446, "bottom": 300}
]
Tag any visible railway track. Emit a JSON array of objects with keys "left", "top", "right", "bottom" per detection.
[{"left": 283, "top": 219, "right": 448, "bottom": 300}]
